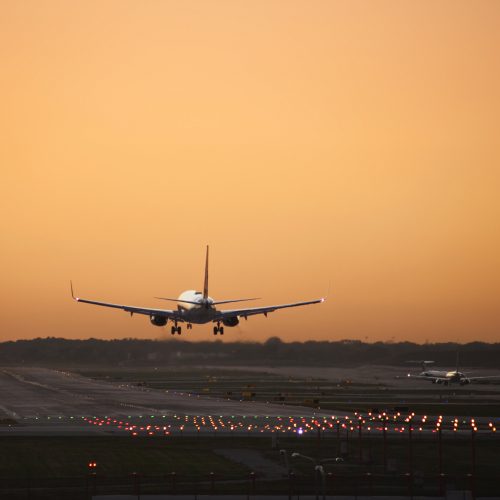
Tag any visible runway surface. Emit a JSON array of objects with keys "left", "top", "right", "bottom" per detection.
[
  {"left": 0, "top": 367, "right": 325, "bottom": 429},
  {"left": 1, "top": 366, "right": 499, "bottom": 437}
]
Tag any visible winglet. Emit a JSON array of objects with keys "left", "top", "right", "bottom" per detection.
[
  {"left": 70, "top": 281, "right": 79, "bottom": 301},
  {"left": 203, "top": 245, "right": 209, "bottom": 299},
  {"left": 322, "top": 281, "right": 331, "bottom": 302}
]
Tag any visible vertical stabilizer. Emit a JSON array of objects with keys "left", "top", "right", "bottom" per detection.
[
  {"left": 421, "top": 360, "right": 434, "bottom": 371},
  {"left": 203, "top": 245, "right": 209, "bottom": 299}
]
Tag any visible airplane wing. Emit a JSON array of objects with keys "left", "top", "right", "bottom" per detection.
[
  {"left": 71, "top": 283, "right": 181, "bottom": 320},
  {"left": 214, "top": 298, "right": 324, "bottom": 321},
  {"left": 397, "top": 374, "right": 440, "bottom": 382},
  {"left": 466, "top": 376, "right": 500, "bottom": 382}
]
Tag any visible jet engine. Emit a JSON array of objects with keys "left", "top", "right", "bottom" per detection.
[
  {"left": 222, "top": 316, "right": 239, "bottom": 327},
  {"left": 150, "top": 315, "right": 168, "bottom": 327}
]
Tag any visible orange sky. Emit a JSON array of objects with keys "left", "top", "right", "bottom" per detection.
[{"left": 1, "top": 0, "right": 499, "bottom": 343}]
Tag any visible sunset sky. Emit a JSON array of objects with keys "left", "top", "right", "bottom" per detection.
[{"left": 1, "top": 0, "right": 499, "bottom": 343}]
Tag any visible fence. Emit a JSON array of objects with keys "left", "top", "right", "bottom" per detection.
[{"left": 0, "top": 471, "right": 497, "bottom": 499}]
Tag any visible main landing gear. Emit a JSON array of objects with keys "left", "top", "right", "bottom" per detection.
[
  {"left": 170, "top": 323, "right": 192, "bottom": 335},
  {"left": 213, "top": 322, "right": 224, "bottom": 335},
  {"left": 171, "top": 322, "right": 182, "bottom": 335}
]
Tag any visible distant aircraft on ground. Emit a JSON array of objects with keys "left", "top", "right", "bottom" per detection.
[
  {"left": 71, "top": 246, "right": 324, "bottom": 335},
  {"left": 401, "top": 356, "right": 500, "bottom": 386}
]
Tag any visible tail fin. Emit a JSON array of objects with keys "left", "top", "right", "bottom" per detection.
[
  {"left": 203, "top": 245, "right": 209, "bottom": 299},
  {"left": 419, "top": 360, "right": 434, "bottom": 371}
]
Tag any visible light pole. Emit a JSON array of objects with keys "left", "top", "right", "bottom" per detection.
[
  {"left": 291, "top": 452, "right": 343, "bottom": 500},
  {"left": 280, "top": 449, "right": 290, "bottom": 472},
  {"left": 315, "top": 465, "right": 325, "bottom": 500}
]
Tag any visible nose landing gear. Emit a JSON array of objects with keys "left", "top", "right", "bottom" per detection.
[{"left": 213, "top": 322, "right": 224, "bottom": 335}]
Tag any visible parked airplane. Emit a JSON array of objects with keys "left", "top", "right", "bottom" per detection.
[
  {"left": 403, "top": 356, "right": 500, "bottom": 386},
  {"left": 71, "top": 246, "right": 324, "bottom": 335}
]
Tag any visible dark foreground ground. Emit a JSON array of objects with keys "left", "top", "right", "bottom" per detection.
[
  {"left": 1, "top": 364, "right": 499, "bottom": 498},
  {"left": 1, "top": 432, "right": 499, "bottom": 498}
]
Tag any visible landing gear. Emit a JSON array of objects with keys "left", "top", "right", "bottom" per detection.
[
  {"left": 171, "top": 322, "right": 182, "bottom": 335},
  {"left": 213, "top": 322, "right": 224, "bottom": 335},
  {"left": 187, "top": 324, "right": 193, "bottom": 330}
]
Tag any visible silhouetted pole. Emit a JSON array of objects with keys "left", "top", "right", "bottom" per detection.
[
  {"left": 131, "top": 472, "right": 140, "bottom": 499},
  {"left": 170, "top": 472, "right": 177, "bottom": 494},
  {"left": 315, "top": 465, "right": 326, "bottom": 500},
  {"left": 288, "top": 471, "right": 295, "bottom": 500},
  {"left": 249, "top": 471, "right": 256, "bottom": 495},
  {"left": 438, "top": 427, "right": 443, "bottom": 474},
  {"left": 210, "top": 471, "right": 215, "bottom": 493},
  {"left": 327, "top": 472, "right": 334, "bottom": 497},
  {"left": 406, "top": 472, "right": 413, "bottom": 499},
  {"left": 336, "top": 420, "right": 340, "bottom": 456},
  {"left": 408, "top": 424, "right": 413, "bottom": 475},
  {"left": 358, "top": 417, "right": 363, "bottom": 463},
  {"left": 366, "top": 472, "right": 372, "bottom": 496},
  {"left": 438, "top": 427, "right": 444, "bottom": 496},
  {"left": 383, "top": 417, "right": 388, "bottom": 472},
  {"left": 471, "top": 427, "right": 476, "bottom": 500},
  {"left": 86, "top": 472, "right": 97, "bottom": 500},
  {"left": 346, "top": 423, "right": 349, "bottom": 457}
]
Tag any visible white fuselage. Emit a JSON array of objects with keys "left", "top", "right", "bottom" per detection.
[
  {"left": 421, "top": 370, "right": 464, "bottom": 383},
  {"left": 176, "top": 290, "right": 217, "bottom": 324}
]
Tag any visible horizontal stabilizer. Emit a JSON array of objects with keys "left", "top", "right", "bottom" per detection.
[
  {"left": 155, "top": 297, "right": 261, "bottom": 306},
  {"left": 211, "top": 298, "right": 261, "bottom": 305},
  {"left": 406, "top": 360, "right": 435, "bottom": 365},
  {"left": 154, "top": 297, "right": 201, "bottom": 305}
]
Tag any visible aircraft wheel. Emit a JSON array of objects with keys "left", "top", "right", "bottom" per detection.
[
  {"left": 220, "top": 327, "right": 224, "bottom": 335},
  {"left": 171, "top": 326, "right": 176, "bottom": 335},
  {"left": 213, "top": 326, "right": 218, "bottom": 335},
  {"left": 177, "top": 327, "right": 182, "bottom": 335}
]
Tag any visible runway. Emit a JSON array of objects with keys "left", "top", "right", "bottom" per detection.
[
  {"left": 1, "top": 366, "right": 499, "bottom": 439},
  {"left": 0, "top": 367, "right": 326, "bottom": 431}
]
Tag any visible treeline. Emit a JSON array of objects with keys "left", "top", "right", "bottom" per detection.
[{"left": 0, "top": 337, "right": 499, "bottom": 368}]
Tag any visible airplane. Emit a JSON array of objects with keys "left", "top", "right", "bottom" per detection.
[
  {"left": 71, "top": 246, "right": 325, "bottom": 335},
  {"left": 402, "top": 356, "right": 500, "bottom": 386}
]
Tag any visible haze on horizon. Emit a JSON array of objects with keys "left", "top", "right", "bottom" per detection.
[{"left": 1, "top": 1, "right": 499, "bottom": 343}]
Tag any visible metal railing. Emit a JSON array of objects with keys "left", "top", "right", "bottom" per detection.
[{"left": 0, "top": 471, "right": 496, "bottom": 499}]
